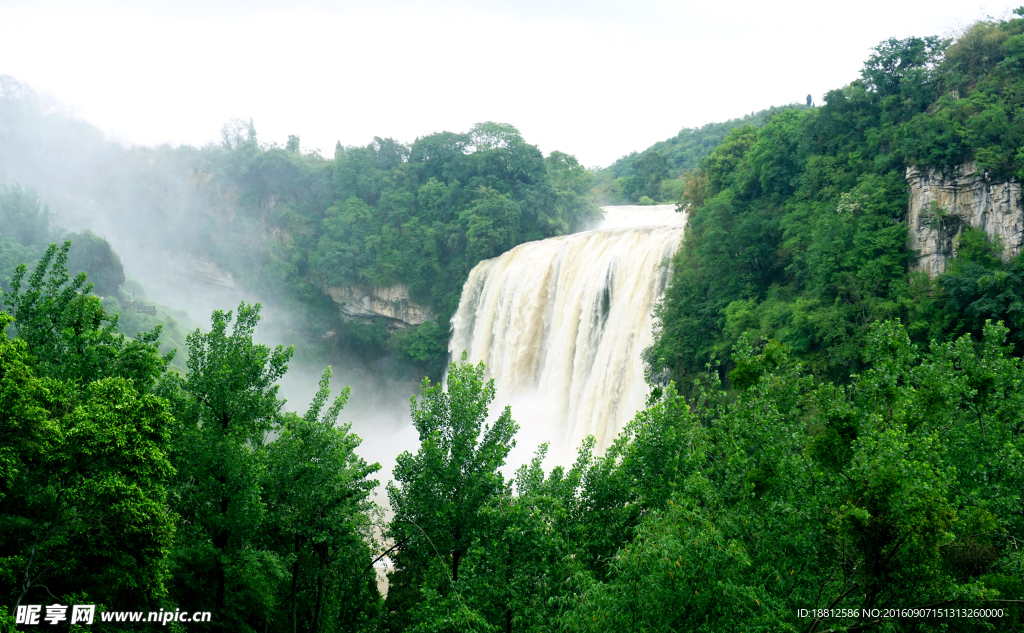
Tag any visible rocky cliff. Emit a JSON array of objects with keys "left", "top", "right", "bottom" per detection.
[
  {"left": 180, "top": 256, "right": 238, "bottom": 289},
  {"left": 326, "top": 284, "right": 434, "bottom": 329},
  {"left": 907, "top": 162, "right": 1024, "bottom": 276}
]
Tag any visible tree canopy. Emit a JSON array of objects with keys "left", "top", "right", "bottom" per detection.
[{"left": 646, "top": 14, "right": 1024, "bottom": 388}]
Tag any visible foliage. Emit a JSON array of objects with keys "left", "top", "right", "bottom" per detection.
[
  {"left": 0, "top": 235, "right": 35, "bottom": 295},
  {"left": 392, "top": 320, "right": 451, "bottom": 377},
  {"left": 0, "top": 191, "right": 394, "bottom": 631},
  {"left": 6, "top": 14, "right": 1024, "bottom": 633},
  {"left": 65, "top": 229, "right": 125, "bottom": 297},
  {"left": 0, "top": 252, "right": 175, "bottom": 622},
  {"left": 594, "top": 104, "right": 812, "bottom": 204},
  {"left": 0, "top": 187, "right": 124, "bottom": 299},
  {"left": 1, "top": 375, "right": 177, "bottom": 614},
  {"left": 161, "top": 303, "right": 293, "bottom": 630},
  {"left": 159, "top": 302, "right": 384, "bottom": 632},
  {"left": 0, "top": 184, "right": 52, "bottom": 249},
  {"left": 0, "top": 184, "right": 50, "bottom": 293},
  {"left": 0, "top": 183, "right": 184, "bottom": 375},
  {"left": 620, "top": 150, "right": 669, "bottom": 202},
  {"left": 939, "top": 241, "right": 1024, "bottom": 355},
  {"left": 386, "top": 354, "right": 518, "bottom": 629},
  {"left": 644, "top": 16, "right": 1024, "bottom": 386},
  {"left": 896, "top": 17, "right": 1024, "bottom": 179},
  {"left": 0, "top": 212, "right": 386, "bottom": 631},
  {"left": 314, "top": 124, "right": 598, "bottom": 300},
  {"left": 3, "top": 89, "right": 601, "bottom": 377},
  {"left": 265, "top": 368, "right": 383, "bottom": 633},
  {"left": 2, "top": 243, "right": 171, "bottom": 389},
  {"left": 100, "top": 293, "right": 197, "bottom": 376},
  {"left": 391, "top": 323, "right": 1024, "bottom": 632},
  {"left": 117, "top": 121, "right": 602, "bottom": 377},
  {"left": 404, "top": 443, "right": 587, "bottom": 633}
]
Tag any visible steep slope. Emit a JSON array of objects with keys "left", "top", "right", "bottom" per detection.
[
  {"left": 647, "top": 16, "right": 1024, "bottom": 387},
  {"left": 593, "top": 103, "right": 811, "bottom": 204}
]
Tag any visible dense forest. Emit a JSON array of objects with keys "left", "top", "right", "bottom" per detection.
[
  {"left": 592, "top": 103, "right": 811, "bottom": 204},
  {"left": 0, "top": 184, "right": 198, "bottom": 375},
  {"left": 197, "top": 121, "right": 599, "bottom": 375},
  {"left": 646, "top": 16, "right": 1024, "bottom": 387},
  {"left": 3, "top": 12, "right": 1024, "bottom": 633},
  {"left": 0, "top": 83, "right": 600, "bottom": 379}
]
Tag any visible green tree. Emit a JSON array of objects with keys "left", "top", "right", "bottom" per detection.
[
  {"left": 544, "top": 151, "right": 601, "bottom": 233},
  {"left": 632, "top": 150, "right": 669, "bottom": 200},
  {"left": 594, "top": 104, "right": 814, "bottom": 205},
  {"left": 861, "top": 35, "right": 948, "bottom": 104},
  {"left": 65, "top": 229, "right": 125, "bottom": 297},
  {"left": 386, "top": 355, "right": 518, "bottom": 627},
  {"left": 461, "top": 189, "right": 520, "bottom": 263},
  {"left": 414, "top": 443, "right": 589, "bottom": 633},
  {"left": 939, "top": 252, "right": 1024, "bottom": 354},
  {"left": 164, "top": 302, "right": 292, "bottom": 631},
  {"left": 0, "top": 184, "right": 52, "bottom": 248},
  {"left": 3, "top": 375, "right": 176, "bottom": 614},
  {"left": 0, "top": 249, "right": 175, "bottom": 618},
  {"left": 567, "top": 323, "right": 1024, "bottom": 630},
  {"left": 0, "top": 185, "right": 52, "bottom": 292},
  {"left": 265, "top": 368, "right": 382, "bottom": 633},
  {"left": 2, "top": 243, "right": 169, "bottom": 389}
]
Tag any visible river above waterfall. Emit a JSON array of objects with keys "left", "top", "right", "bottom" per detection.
[{"left": 449, "top": 204, "right": 686, "bottom": 462}]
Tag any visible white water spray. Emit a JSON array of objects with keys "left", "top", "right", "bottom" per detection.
[{"left": 450, "top": 205, "right": 686, "bottom": 459}]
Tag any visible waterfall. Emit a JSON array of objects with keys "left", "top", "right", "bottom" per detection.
[{"left": 449, "top": 205, "right": 686, "bottom": 457}]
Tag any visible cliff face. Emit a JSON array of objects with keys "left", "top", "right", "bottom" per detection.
[
  {"left": 907, "top": 162, "right": 1024, "bottom": 276},
  {"left": 326, "top": 284, "right": 434, "bottom": 329},
  {"left": 180, "top": 256, "right": 238, "bottom": 289}
]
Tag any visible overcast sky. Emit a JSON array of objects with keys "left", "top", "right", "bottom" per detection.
[{"left": 0, "top": 0, "right": 1017, "bottom": 167}]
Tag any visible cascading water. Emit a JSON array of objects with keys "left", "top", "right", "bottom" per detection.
[{"left": 449, "top": 205, "right": 686, "bottom": 458}]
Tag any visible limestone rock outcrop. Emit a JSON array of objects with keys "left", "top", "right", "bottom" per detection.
[
  {"left": 326, "top": 284, "right": 434, "bottom": 329},
  {"left": 180, "top": 256, "right": 238, "bottom": 289},
  {"left": 907, "top": 162, "right": 1024, "bottom": 276}
]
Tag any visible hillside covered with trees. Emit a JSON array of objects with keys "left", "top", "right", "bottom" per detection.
[
  {"left": 3, "top": 252, "right": 1021, "bottom": 632},
  {"left": 646, "top": 15, "right": 1024, "bottom": 387},
  {"left": 201, "top": 121, "right": 599, "bottom": 374},
  {"left": 593, "top": 103, "right": 811, "bottom": 204},
  {"left": 0, "top": 84, "right": 600, "bottom": 378},
  {"left": 2, "top": 12, "right": 1024, "bottom": 633}
]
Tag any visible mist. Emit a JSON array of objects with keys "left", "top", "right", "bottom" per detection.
[
  {"left": 2, "top": 0, "right": 1012, "bottom": 168},
  {"left": 0, "top": 74, "right": 597, "bottom": 515},
  {"left": 0, "top": 77, "right": 427, "bottom": 500}
]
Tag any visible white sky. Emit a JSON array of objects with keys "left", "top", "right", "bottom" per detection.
[{"left": 0, "top": 0, "right": 1016, "bottom": 167}]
